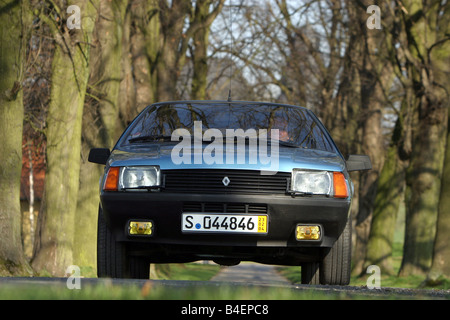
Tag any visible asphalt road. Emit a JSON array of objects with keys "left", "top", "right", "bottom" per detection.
[
  {"left": 210, "top": 263, "right": 291, "bottom": 286},
  {"left": 1, "top": 263, "right": 450, "bottom": 299}
]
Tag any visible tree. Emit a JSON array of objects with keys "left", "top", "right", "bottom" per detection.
[
  {"left": 0, "top": 0, "right": 32, "bottom": 276},
  {"left": 126, "top": 0, "right": 224, "bottom": 104},
  {"left": 426, "top": 2, "right": 450, "bottom": 280},
  {"left": 154, "top": 0, "right": 224, "bottom": 101},
  {"left": 32, "top": 0, "right": 98, "bottom": 276},
  {"left": 350, "top": 0, "right": 393, "bottom": 275},
  {"left": 74, "top": 0, "right": 129, "bottom": 271},
  {"left": 430, "top": 110, "right": 450, "bottom": 280},
  {"left": 364, "top": 112, "right": 407, "bottom": 275},
  {"left": 129, "top": 0, "right": 159, "bottom": 109},
  {"left": 190, "top": 0, "right": 225, "bottom": 100},
  {"left": 395, "top": 0, "right": 449, "bottom": 277}
]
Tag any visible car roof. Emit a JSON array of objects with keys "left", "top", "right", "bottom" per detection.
[{"left": 149, "top": 100, "right": 309, "bottom": 111}]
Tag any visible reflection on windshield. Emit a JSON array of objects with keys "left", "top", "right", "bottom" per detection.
[{"left": 123, "top": 103, "right": 335, "bottom": 152}]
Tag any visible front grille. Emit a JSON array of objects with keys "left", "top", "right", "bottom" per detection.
[
  {"left": 162, "top": 169, "right": 290, "bottom": 195},
  {"left": 183, "top": 202, "right": 268, "bottom": 214}
]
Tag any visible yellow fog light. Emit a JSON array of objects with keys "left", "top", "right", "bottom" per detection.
[
  {"left": 129, "top": 221, "right": 153, "bottom": 236},
  {"left": 296, "top": 225, "right": 321, "bottom": 241}
]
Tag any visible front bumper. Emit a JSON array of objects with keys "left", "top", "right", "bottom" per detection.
[{"left": 100, "top": 192, "right": 351, "bottom": 249}]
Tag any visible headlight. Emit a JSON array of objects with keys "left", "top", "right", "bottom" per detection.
[
  {"left": 291, "top": 170, "right": 333, "bottom": 196},
  {"left": 119, "top": 166, "right": 161, "bottom": 191}
]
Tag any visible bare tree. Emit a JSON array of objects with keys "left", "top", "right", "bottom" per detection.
[
  {"left": 0, "top": 0, "right": 33, "bottom": 276},
  {"left": 392, "top": 0, "right": 450, "bottom": 277},
  {"left": 32, "top": 0, "right": 98, "bottom": 276},
  {"left": 74, "top": 0, "right": 130, "bottom": 271}
]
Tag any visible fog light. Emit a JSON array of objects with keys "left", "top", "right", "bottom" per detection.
[
  {"left": 128, "top": 221, "right": 153, "bottom": 236},
  {"left": 296, "top": 225, "right": 321, "bottom": 241}
]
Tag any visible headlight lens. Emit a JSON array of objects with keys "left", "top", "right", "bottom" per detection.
[
  {"left": 291, "top": 170, "right": 333, "bottom": 196},
  {"left": 119, "top": 166, "right": 161, "bottom": 190}
]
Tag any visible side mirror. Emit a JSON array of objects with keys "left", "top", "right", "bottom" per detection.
[
  {"left": 346, "top": 155, "right": 372, "bottom": 172},
  {"left": 88, "top": 148, "right": 111, "bottom": 165}
]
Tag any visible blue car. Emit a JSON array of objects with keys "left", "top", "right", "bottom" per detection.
[{"left": 89, "top": 101, "right": 371, "bottom": 285}]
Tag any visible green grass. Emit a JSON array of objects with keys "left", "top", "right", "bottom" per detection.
[
  {"left": 277, "top": 240, "right": 450, "bottom": 291},
  {"left": 0, "top": 282, "right": 344, "bottom": 300},
  {"left": 0, "top": 262, "right": 337, "bottom": 300},
  {"left": 1, "top": 260, "right": 448, "bottom": 300},
  {"left": 277, "top": 266, "right": 450, "bottom": 292},
  {"left": 0, "top": 262, "right": 379, "bottom": 300}
]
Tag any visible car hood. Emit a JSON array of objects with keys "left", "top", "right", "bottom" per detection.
[{"left": 109, "top": 144, "right": 345, "bottom": 173}]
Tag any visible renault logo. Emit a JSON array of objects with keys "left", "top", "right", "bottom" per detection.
[{"left": 222, "top": 176, "right": 230, "bottom": 187}]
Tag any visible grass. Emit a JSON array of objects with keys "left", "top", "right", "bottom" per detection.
[
  {"left": 277, "top": 240, "right": 450, "bottom": 291},
  {"left": 0, "top": 282, "right": 345, "bottom": 300},
  {"left": 276, "top": 265, "right": 439, "bottom": 289},
  {"left": 1, "top": 259, "right": 448, "bottom": 300},
  {"left": 0, "top": 262, "right": 343, "bottom": 300}
]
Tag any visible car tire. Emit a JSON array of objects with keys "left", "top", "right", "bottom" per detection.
[
  {"left": 129, "top": 256, "right": 150, "bottom": 279},
  {"left": 320, "top": 217, "right": 352, "bottom": 285},
  {"left": 97, "top": 207, "right": 150, "bottom": 279},
  {"left": 97, "top": 207, "right": 127, "bottom": 278},
  {"left": 301, "top": 262, "right": 320, "bottom": 285}
]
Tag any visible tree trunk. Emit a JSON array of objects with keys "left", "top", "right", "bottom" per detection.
[
  {"left": 117, "top": 4, "right": 137, "bottom": 130},
  {"left": 398, "top": 0, "right": 449, "bottom": 277},
  {"left": 430, "top": 111, "right": 450, "bottom": 280},
  {"left": 0, "top": 0, "right": 32, "bottom": 276},
  {"left": 400, "top": 99, "right": 447, "bottom": 276},
  {"left": 32, "top": 0, "right": 97, "bottom": 276},
  {"left": 364, "top": 118, "right": 406, "bottom": 275},
  {"left": 191, "top": 0, "right": 221, "bottom": 100},
  {"left": 73, "top": 0, "right": 128, "bottom": 272},
  {"left": 154, "top": 0, "right": 224, "bottom": 101},
  {"left": 155, "top": 0, "right": 191, "bottom": 101},
  {"left": 27, "top": 140, "right": 35, "bottom": 259},
  {"left": 349, "top": 1, "right": 391, "bottom": 276},
  {"left": 428, "top": 1, "right": 450, "bottom": 282},
  {"left": 130, "top": 0, "right": 158, "bottom": 109},
  {"left": 190, "top": 22, "right": 209, "bottom": 100},
  {"left": 352, "top": 80, "right": 385, "bottom": 275}
]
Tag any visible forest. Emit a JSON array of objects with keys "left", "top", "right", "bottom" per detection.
[{"left": 0, "top": 0, "right": 449, "bottom": 284}]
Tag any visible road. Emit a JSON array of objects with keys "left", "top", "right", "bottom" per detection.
[
  {"left": 1, "top": 263, "right": 450, "bottom": 299},
  {"left": 210, "top": 263, "right": 291, "bottom": 286}
]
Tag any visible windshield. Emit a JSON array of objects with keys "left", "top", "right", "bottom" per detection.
[{"left": 121, "top": 102, "right": 336, "bottom": 152}]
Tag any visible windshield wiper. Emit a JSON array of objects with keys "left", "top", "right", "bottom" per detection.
[
  {"left": 128, "top": 134, "right": 303, "bottom": 148},
  {"left": 220, "top": 137, "right": 303, "bottom": 148},
  {"left": 270, "top": 139, "right": 302, "bottom": 148},
  {"left": 128, "top": 135, "right": 173, "bottom": 143}
]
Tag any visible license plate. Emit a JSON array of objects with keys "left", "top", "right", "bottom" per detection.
[{"left": 182, "top": 213, "right": 268, "bottom": 234}]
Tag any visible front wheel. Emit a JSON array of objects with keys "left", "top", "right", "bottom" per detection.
[
  {"left": 97, "top": 207, "right": 127, "bottom": 278},
  {"left": 320, "top": 217, "right": 352, "bottom": 285},
  {"left": 300, "top": 218, "right": 352, "bottom": 285},
  {"left": 97, "top": 207, "right": 149, "bottom": 279},
  {"left": 301, "top": 262, "right": 320, "bottom": 285}
]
